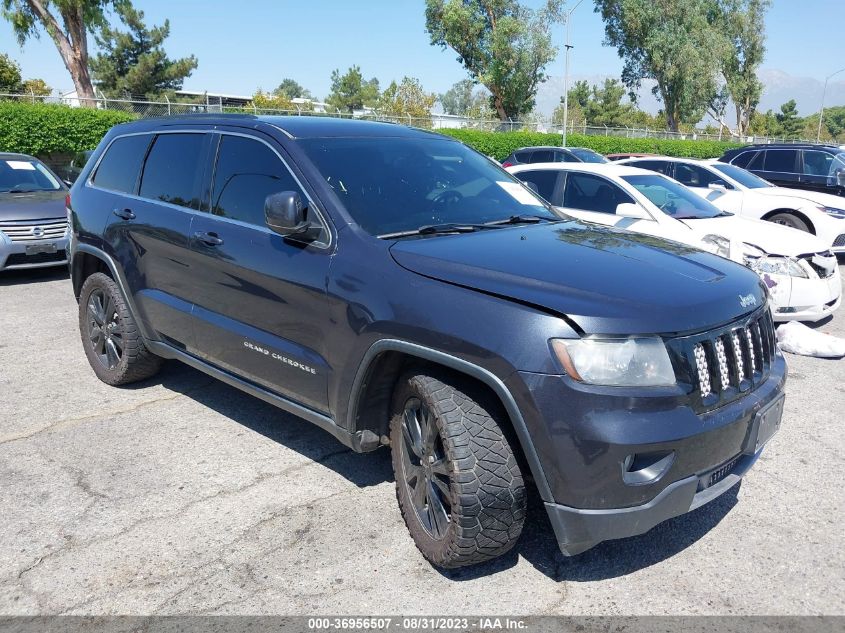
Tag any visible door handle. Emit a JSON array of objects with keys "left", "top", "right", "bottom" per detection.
[
  {"left": 194, "top": 230, "right": 224, "bottom": 246},
  {"left": 112, "top": 208, "right": 135, "bottom": 220}
]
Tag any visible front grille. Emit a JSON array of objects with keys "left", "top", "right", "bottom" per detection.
[
  {"left": 0, "top": 218, "right": 68, "bottom": 243},
  {"left": 5, "top": 250, "right": 67, "bottom": 266},
  {"left": 672, "top": 307, "right": 776, "bottom": 411},
  {"left": 834, "top": 234, "right": 845, "bottom": 248}
]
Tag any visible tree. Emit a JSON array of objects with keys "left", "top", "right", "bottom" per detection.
[
  {"left": 0, "top": 52, "right": 22, "bottom": 92},
  {"left": 250, "top": 89, "right": 294, "bottom": 112},
  {"left": 21, "top": 77, "right": 51, "bottom": 95},
  {"left": 584, "top": 78, "right": 634, "bottom": 127},
  {"left": 567, "top": 80, "right": 591, "bottom": 109},
  {"left": 440, "top": 78, "right": 475, "bottom": 115},
  {"left": 718, "top": 0, "right": 769, "bottom": 136},
  {"left": 776, "top": 99, "right": 802, "bottom": 139},
  {"left": 1, "top": 0, "right": 125, "bottom": 105},
  {"left": 749, "top": 108, "right": 780, "bottom": 137},
  {"left": 274, "top": 78, "right": 311, "bottom": 100},
  {"left": 424, "top": 0, "right": 563, "bottom": 121},
  {"left": 89, "top": 4, "right": 197, "bottom": 98},
  {"left": 326, "top": 65, "right": 380, "bottom": 113},
  {"left": 378, "top": 76, "right": 437, "bottom": 121},
  {"left": 595, "top": 0, "right": 727, "bottom": 131}
]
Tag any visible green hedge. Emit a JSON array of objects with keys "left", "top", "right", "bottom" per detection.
[
  {"left": 0, "top": 101, "right": 135, "bottom": 156},
  {"left": 437, "top": 129, "right": 743, "bottom": 161}
]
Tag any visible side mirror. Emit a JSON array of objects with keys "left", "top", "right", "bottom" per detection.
[
  {"left": 708, "top": 181, "right": 728, "bottom": 191},
  {"left": 616, "top": 202, "right": 649, "bottom": 220},
  {"left": 62, "top": 179, "right": 74, "bottom": 188},
  {"left": 521, "top": 180, "right": 540, "bottom": 194},
  {"left": 265, "top": 191, "right": 310, "bottom": 236}
]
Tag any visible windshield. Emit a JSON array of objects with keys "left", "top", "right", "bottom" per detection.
[
  {"left": 711, "top": 162, "right": 773, "bottom": 189},
  {"left": 570, "top": 148, "right": 609, "bottom": 164},
  {"left": 298, "top": 137, "right": 559, "bottom": 236},
  {"left": 622, "top": 174, "right": 726, "bottom": 219},
  {"left": 0, "top": 158, "right": 63, "bottom": 193}
]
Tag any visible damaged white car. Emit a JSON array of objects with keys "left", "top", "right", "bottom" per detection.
[{"left": 508, "top": 162, "right": 841, "bottom": 322}]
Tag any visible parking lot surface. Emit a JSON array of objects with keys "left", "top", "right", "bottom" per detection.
[{"left": 0, "top": 266, "right": 843, "bottom": 615}]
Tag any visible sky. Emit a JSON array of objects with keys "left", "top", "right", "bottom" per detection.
[{"left": 1, "top": 0, "right": 843, "bottom": 117}]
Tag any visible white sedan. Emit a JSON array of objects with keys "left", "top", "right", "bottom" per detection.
[
  {"left": 507, "top": 162, "right": 841, "bottom": 322},
  {"left": 617, "top": 156, "right": 845, "bottom": 254}
]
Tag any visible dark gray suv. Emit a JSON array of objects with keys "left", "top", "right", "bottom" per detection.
[{"left": 68, "top": 115, "right": 786, "bottom": 568}]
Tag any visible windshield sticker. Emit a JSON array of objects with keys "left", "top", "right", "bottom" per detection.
[
  {"left": 6, "top": 160, "right": 36, "bottom": 171},
  {"left": 497, "top": 181, "right": 541, "bottom": 205}
]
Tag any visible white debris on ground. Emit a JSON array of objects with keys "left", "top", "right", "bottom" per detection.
[{"left": 776, "top": 321, "right": 845, "bottom": 358}]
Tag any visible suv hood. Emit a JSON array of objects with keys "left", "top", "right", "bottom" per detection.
[
  {"left": 0, "top": 190, "right": 67, "bottom": 222},
  {"left": 389, "top": 221, "right": 766, "bottom": 334},
  {"left": 681, "top": 214, "right": 828, "bottom": 256}
]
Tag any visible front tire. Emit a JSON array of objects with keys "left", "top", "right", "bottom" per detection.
[
  {"left": 768, "top": 212, "right": 810, "bottom": 233},
  {"left": 390, "top": 370, "right": 526, "bottom": 568},
  {"left": 78, "top": 272, "right": 162, "bottom": 385}
]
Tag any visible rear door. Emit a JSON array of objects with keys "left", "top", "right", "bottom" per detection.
[
  {"left": 757, "top": 149, "right": 800, "bottom": 189},
  {"left": 186, "top": 131, "right": 333, "bottom": 414},
  {"left": 100, "top": 130, "right": 211, "bottom": 348}
]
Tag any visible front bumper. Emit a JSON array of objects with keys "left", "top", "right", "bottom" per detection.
[
  {"left": 0, "top": 233, "right": 69, "bottom": 271},
  {"left": 767, "top": 268, "right": 842, "bottom": 322}
]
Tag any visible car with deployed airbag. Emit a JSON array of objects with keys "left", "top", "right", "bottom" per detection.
[{"left": 68, "top": 116, "right": 786, "bottom": 568}]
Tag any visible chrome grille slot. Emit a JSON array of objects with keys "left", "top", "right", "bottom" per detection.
[
  {"left": 714, "top": 337, "right": 730, "bottom": 391},
  {"left": 0, "top": 219, "right": 68, "bottom": 243}
]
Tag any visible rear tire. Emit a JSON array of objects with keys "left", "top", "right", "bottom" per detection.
[
  {"left": 390, "top": 370, "right": 526, "bottom": 568},
  {"left": 768, "top": 212, "right": 810, "bottom": 233},
  {"left": 78, "top": 272, "right": 161, "bottom": 386}
]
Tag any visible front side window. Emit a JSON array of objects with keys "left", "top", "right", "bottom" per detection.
[
  {"left": 517, "top": 170, "right": 562, "bottom": 205},
  {"left": 530, "top": 150, "right": 554, "bottom": 163},
  {"left": 568, "top": 148, "right": 609, "bottom": 164},
  {"left": 622, "top": 174, "right": 725, "bottom": 219},
  {"left": 802, "top": 150, "right": 834, "bottom": 176},
  {"left": 139, "top": 133, "right": 206, "bottom": 209},
  {"left": 630, "top": 160, "right": 673, "bottom": 176},
  {"left": 674, "top": 163, "right": 729, "bottom": 188},
  {"left": 763, "top": 149, "right": 798, "bottom": 173},
  {"left": 563, "top": 172, "right": 634, "bottom": 214},
  {"left": 211, "top": 135, "right": 306, "bottom": 227},
  {"left": 0, "top": 157, "right": 62, "bottom": 193},
  {"left": 298, "top": 137, "right": 557, "bottom": 236},
  {"left": 711, "top": 162, "right": 773, "bottom": 189},
  {"left": 91, "top": 135, "right": 151, "bottom": 194}
]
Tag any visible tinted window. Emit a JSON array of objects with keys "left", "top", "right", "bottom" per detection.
[
  {"left": 568, "top": 148, "right": 609, "bottom": 163},
  {"left": 298, "top": 137, "right": 557, "bottom": 235},
  {"left": 630, "top": 160, "right": 673, "bottom": 176},
  {"left": 517, "top": 170, "right": 562, "bottom": 204},
  {"left": 211, "top": 135, "right": 305, "bottom": 227},
  {"left": 745, "top": 150, "right": 765, "bottom": 170},
  {"left": 514, "top": 150, "right": 532, "bottom": 163},
  {"left": 674, "top": 163, "right": 728, "bottom": 188},
  {"left": 563, "top": 172, "right": 634, "bottom": 214},
  {"left": 92, "top": 135, "right": 150, "bottom": 193},
  {"left": 763, "top": 149, "right": 798, "bottom": 173},
  {"left": 139, "top": 134, "right": 205, "bottom": 208},
  {"left": 731, "top": 151, "right": 756, "bottom": 168},
  {"left": 802, "top": 150, "right": 834, "bottom": 176},
  {"left": 530, "top": 150, "right": 554, "bottom": 163},
  {"left": 554, "top": 151, "right": 578, "bottom": 163}
]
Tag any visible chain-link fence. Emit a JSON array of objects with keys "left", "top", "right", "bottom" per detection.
[{"left": 0, "top": 90, "right": 827, "bottom": 145}]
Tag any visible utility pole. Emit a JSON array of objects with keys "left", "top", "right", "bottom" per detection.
[
  {"left": 817, "top": 67, "right": 845, "bottom": 143},
  {"left": 561, "top": 0, "right": 584, "bottom": 147}
]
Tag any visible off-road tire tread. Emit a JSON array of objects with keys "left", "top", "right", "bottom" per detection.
[
  {"left": 79, "top": 272, "right": 161, "bottom": 385},
  {"left": 390, "top": 371, "right": 526, "bottom": 568}
]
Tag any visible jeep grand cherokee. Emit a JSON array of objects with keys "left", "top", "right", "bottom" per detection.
[{"left": 68, "top": 116, "right": 786, "bottom": 568}]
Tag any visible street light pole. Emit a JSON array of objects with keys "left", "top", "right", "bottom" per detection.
[
  {"left": 817, "top": 67, "right": 845, "bottom": 143},
  {"left": 561, "top": 0, "right": 584, "bottom": 147}
]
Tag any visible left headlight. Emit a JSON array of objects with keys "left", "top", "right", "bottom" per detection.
[
  {"left": 821, "top": 206, "right": 845, "bottom": 219},
  {"left": 551, "top": 338, "right": 676, "bottom": 387},
  {"left": 701, "top": 234, "right": 731, "bottom": 258},
  {"left": 746, "top": 255, "right": 809, "bottom": 279}
]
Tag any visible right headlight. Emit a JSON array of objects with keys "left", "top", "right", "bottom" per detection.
[
  {"left": 746, "top": 255, "right": 809, "bottom": 279},
  {"left": 551, "top": 338, "right": 676, "bottom": 387},
  {"left": 701, "top": 234, "right": 731, "bottom": 258}
]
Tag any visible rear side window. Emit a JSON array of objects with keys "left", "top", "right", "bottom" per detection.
[
  {"left": 563, "top": 172, "right": 634, "bottom": 214},
  {"left": 211, "top": 135, "right": 305, "bottom": 227},
  {"left": 731, "top": 151, "right": 757, "bottom": 169},
  {"left": 139, "top": 133, "right": 206, "bottom": 208},
  {"left": 555, "top": 151, "right": 578, "bottom": 163},
  {"left": 630, "top": 160, "right": 673, "bottom": 176},
  {"left": 92, "top": 135, "right": 150, "bottom": 193},
  {"left": 517, "top": 170, "right": 562, "bottom": 205},
  {"left": 763, "top": 149, "right": 798, "bottom": 173},
  {"left": 530, "top": 150, "right": 553, "bottom": 163},
  {"left": 514, "top": 150, "right": 532, "bottom": 163}
]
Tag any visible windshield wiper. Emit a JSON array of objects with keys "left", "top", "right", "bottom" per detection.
[
  {"left": 379, "top": 222, "right": 503, "bottom": 239},
  {"left": 484, "top": 214, "right": 554, "bottom": 226},
  {"left": 6, "top": 188, "right": 36, "bottom": 193}
]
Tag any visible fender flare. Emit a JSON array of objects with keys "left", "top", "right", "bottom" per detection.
[{"left": 347, "top": 338, "right": 554, "bottom": 502}]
